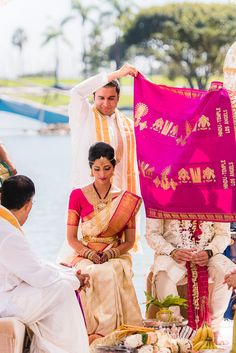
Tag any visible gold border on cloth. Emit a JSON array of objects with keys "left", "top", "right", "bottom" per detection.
[
  {"left": 0, "top": 206, "right": 22, "bottom": 232},
  {"left": 147, "top": 208, "right": 236, "bottom": 222},
  {"left": 94, "top": 107, "right": 110, "bottom": 144},
  {"left": 98, "top": 191, "right": 141, "bottom": 238},
  {"left": 122, "top": 114, "right": 136, "bottom": 194}
]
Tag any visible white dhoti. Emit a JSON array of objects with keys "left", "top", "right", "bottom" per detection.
[
  {"left": 2, "top": 280, "right": 89, "bottom": 353},
  {"left": 0, "top": 206, "right": 90, "bottom": 353},
  {"left": 152, "top": 254, "right": 235, "bottom": 332}
]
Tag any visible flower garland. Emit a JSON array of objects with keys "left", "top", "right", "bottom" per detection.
[
  {"left": 169, "top": 220, "right": 214, "bottom": 250},
  {"left": 169, "top": 220, "right": 212, "bottom": 329}
]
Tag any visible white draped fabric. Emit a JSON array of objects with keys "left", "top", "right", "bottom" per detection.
[{"left": 0, "top": 205, "right": 89, "bottom": 353}]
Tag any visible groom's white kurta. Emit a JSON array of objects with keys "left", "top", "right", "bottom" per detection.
[
  {"left": 0, "top": 205, "right": 89, "bottom": 353},
  {"left": 146, "top": 218, "right": 236, "bottom": 331}
]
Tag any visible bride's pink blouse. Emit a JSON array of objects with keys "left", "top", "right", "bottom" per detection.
[{"left": 67, "top": 188, "right": 135, "bottom": 229}]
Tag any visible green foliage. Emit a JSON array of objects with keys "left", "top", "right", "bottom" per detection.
[
  {"left": 103, "top": 0, "right": 139, "bottom": 68},
  {"left": 145, "top": 292, "right": 187, "bottom": 312},
  {"left": 142, "top": 333, "right": 148, "bottom": 344},
  {"left": 124, "top": 3, "right": 236, "bottom": 89},
  {"left": 8, "top": 93, "right": 69, "bottom": 107},
  {"left": 20, "top": 76, "right": 78, "bottom": 87},
  {"left": 85, "top": 18, "right": 109, "bottom": 75},
  {"left": 42, "top": 17, "right": 72, "bottom": 86},
  {"left": 71, "top": 0, "right": 100, "bottom": 76},
  {"left": 0, "top": 80, "right": 24, "bottom": 87}
]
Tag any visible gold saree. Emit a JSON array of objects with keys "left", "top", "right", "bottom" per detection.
[{"left": 66, "top": 191, "right": 142, "bottom": 336}]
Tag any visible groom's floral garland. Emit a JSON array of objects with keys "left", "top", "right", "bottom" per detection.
[
  {"left": 169, "top": 220, "right": 214, "bottom": 329},
  {"left": 169, "top": 220, "right": 214, "bottom": 250}
]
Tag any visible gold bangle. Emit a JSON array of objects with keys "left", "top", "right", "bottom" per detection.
[
  {"left": 82, "top": 249, "right": 94, "bottom": 260},
  {"left": 170, "top": 249, "right": 176, "bottom": 259},
  {"left": 104, "top": 250, "right": 112, "bottom": 260},
  {"left": 108, "top": 248, "right": 120, "bottom": 259},
  {"left": 87, "top": 250, "right": 96, "bottom": 261},
  {"left": 112, "top": 248, "right": 120, "bottom": 258}
]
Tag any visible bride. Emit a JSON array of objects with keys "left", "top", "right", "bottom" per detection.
[{"left": 59, "top": 142, "right": 142, "bottom": 342}]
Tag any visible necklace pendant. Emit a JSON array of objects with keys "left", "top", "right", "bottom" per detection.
[{"left": 98, "top": 202, "right": 106, "bottom": 210}]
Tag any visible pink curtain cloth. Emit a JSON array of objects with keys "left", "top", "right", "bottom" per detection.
[{"left": 134, "top": 74, "right": 236, "bottom": 222}]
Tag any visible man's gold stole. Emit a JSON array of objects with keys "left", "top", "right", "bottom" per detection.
[
  {"left": 0, "top": 206, "right": 22, "bottom": 232},
  {"left": 93, "top": 107, "right": 136, "bottom": 193}
]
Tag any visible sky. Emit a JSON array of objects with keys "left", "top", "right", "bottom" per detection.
[{"left": 0, "top": 0, "right": 231, "bottom": 79}]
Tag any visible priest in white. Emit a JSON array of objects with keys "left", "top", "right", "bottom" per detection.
[
  {"left": 0, "top": 175, "right": 89, "bottom": 353},
  {"left": 69, "top": 63, "right": 139, "bottom": 194}
]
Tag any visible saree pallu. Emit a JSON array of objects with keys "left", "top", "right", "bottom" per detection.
[
  {"left": 64, "top": 191, "right": 142, "bottom": 336},
  {"left": 79, "top": 191, "right": 141, "bottom": 253},
  {"left": 73, "top": 254, "right": 142, "bottom": 336}
]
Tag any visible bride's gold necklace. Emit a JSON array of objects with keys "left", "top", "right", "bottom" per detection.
[{"left": 92, "top": 183, "right": 112, "bottom": 212}]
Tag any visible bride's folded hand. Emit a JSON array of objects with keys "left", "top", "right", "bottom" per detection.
[
  {"left": 99, "top": 252, "right": 109, "bottom": 263},
  {"left": 83, "top": 249, "right": 101, "bottom": 264},
  {"left": 89, "top": 251, "right": 102, "bottom": 264}
]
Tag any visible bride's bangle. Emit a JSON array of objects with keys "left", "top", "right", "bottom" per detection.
[
  {"left": 78, "top": 248, "right": 94, "bottom": 260},
  {"left": 105, "top": 248, "right": 120, "bottom": 259},
  {"left": 111, "top": 248, "right": 120, "bottom": 258},
  {"left": 85, "top": 249, "right": 100, "bottom": 261}
]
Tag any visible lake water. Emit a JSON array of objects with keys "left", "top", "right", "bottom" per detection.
[{"left": 0, "top": 112, "right": 154, "bottom": 312}]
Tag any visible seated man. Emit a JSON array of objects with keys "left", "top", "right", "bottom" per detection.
[
  {"left": 146, "top": 218, "right": 236, "bottom": 343},
  {"left": 0, "top": 175, "right": 90, "bottom": 353}
]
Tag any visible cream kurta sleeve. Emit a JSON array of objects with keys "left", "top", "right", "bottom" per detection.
[
  {"left": 69, "top": 72, "right": 109, "bottom": 188},
  {"left": 145, "top": 218, "right": 175, "bottom": 255},
  {"left": 204, "top": 222, "right": 231, "bottom": 255},
  {"left": 68, "top": 72, "right": 108, "bottom": 128},
  {"left": 0, "top": 233, "right": 80, "bottom": 290}
]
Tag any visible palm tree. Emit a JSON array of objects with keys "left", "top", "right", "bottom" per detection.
[
  {"left": 12, "top": 27, "right": 27, "bottom": 75},
  {"left": 71, "top": 0, "right": 99, "bottom": 76},
  {"left": 86, "top": 19, "right": 108, "bottom": 75},
  {"left": 103, "top": 0, "right": 138, "bottom": 69},
  {"left": 42, "top": 17, "right": 71, "bottom": 87}
]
